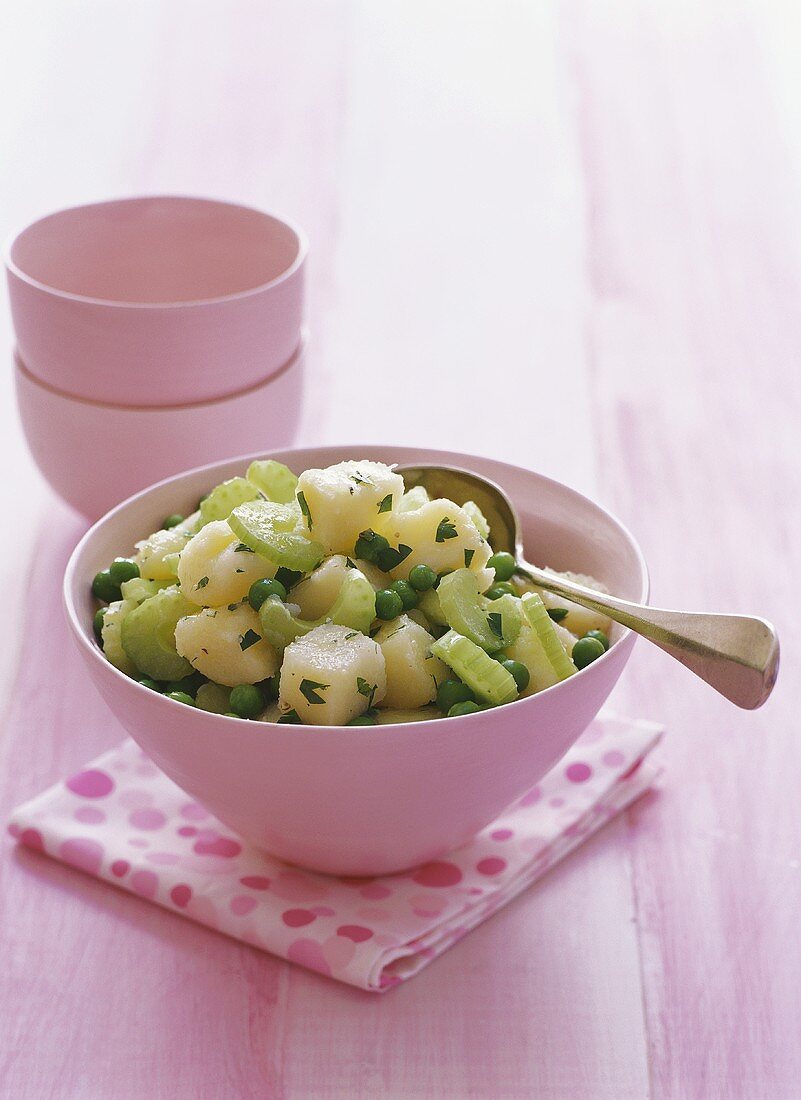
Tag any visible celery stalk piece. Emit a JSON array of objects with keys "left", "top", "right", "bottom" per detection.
[
  {"left": 437, "top": 568, "right": 504, "bottom": 652},
  {"left": 259, "top": 570, "right": 377, "bottom": 651},
  {"left": 431, "top": 630, "right": 518, "bottom": 705},
  {"left": 484, "top": 593, "right": 523, "bottom": 647},
  {"left": 199, "top": 477, "right": 261, "bottom": 526},
  {"left": 120, "top": 586, "right": 197, "bottom": 681},
  {"left": 246, "top": 459, "right": 298, "bottom": 503},
  {"left": 520, "top": 592, "right": 578, "bottom": 681},
  {"left": 119, "top": 577, "right": 171, "bottom": 604},
  {"left": 229, "top": 501, "right": 325, "bottom": 573}
]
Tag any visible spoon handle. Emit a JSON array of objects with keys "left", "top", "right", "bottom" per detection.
[{"left": 518, "top": 562, "right": 780, "bottom": 710}]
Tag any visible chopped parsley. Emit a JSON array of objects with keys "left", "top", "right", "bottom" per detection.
[
  {"left": 278, "top": 709, "right": 302, "bottom": 724},
  {"left": 487, "top": 612, "right": 503, "bottom": 638},
  {"left": 345, "top": 557, "right": 356, "bottom": 569},
  {"left": 234, "top": 542, "right": 255, "bottom": 553},
  {"left": 296, "top": 490, "right": 312, "bottom": 529},
  {"left": 377, "top": 543, "right": 413, "bottom": 572},
  {"left": 239, "top": 629, "right": 262, "bottom": 651},
  {"left": 357, "top": 677, "right": 377, "bottom": 707},
  {"left": 195, "top": 576, "right": 209, "bottom": 591},
  {"left": 464, "top": 548, "right": 475, "bottom": 568},
  {"left": 350, "top": 471, "right": 371, "bottom": 486},
  {"left": 435, "top": 517, "right": 458, "bottom": 543},
  {"left": 547, "top": 607, "right": 569, "bottom": 622},
  {"left": 299, "top": 678, "right": 328, "bottom": 705},
  {"left": 377, "top": 493, "right": 393, "bottom": 514},
  {"left": 344, "top": 630, "right": 359, "bottom": 640}
]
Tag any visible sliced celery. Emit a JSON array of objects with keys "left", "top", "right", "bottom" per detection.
[
  {"left": 431, "top": 630, "right": 518, "bottom": 705},
  {"left": 520, "top": 592, "right": 577, "bottom": 681},
  {"left": 119, "top": 577, "right": 171, "bottom": 604},
  {"left": 438, "top": 568, "right": 502, "bottom": 652},
  {"left": 418, "top": 588, "right": 447, "bottom": 626},
  {"left": 120, "top": 586, "right": 197, "bottom": 681},
  {"left": 229, "top": 501, "right": 325, "bottom": 573},
  {"left": 259, "top": 570, "right": 376, "bottom": 651},
  {"left": 246, "top": 459, "right": 298, "bottom": 503},
  {"left": 200, "top": 477, "right": 261, "bottom": 526},
  {"left": 101, "top": 599, "right": 139, "bottom": 677},
  {"left": 484, "top": 593, "right": 523, "bottom": 647}
]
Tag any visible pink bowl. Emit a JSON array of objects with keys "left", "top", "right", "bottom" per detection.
[
  {"left": 5, "top": 196, "right": 306, "bottom": 407},
  {"left": 16, "top": 339, "right": 304, "bottom": 520},
  {"left": 64, "top": 445, "right": 648, "bottom": 876}
]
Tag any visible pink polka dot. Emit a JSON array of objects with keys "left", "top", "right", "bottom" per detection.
[
  {"left": 145, "top": 852, "right": 180, "bottom": 866},
  {"left": 310, "top": 906, "right": 335, "bottom": 916},
  {"left": 7, "top": 822, "right": 21, "bottom": 838},
  {"left": 271, "top": 870, "right": 329, "bottom": 902},
  {"left": 287, "top": 938, "right": 331, "bottom": 977},
  {"left": 131, "top": 870, "right": 159, "bottom": 899},
  {"left": 566, "top": 762, "right": 592, "bottom": 783},
  {"left": 180, "top": 802, "right": 209, "bottom": 821},
  {"left": 359, "top": 883, "right": 393, "bottom": 900},
  {"left": 469, "top": 887, "right": 484, "bottom": 895},
  {"left": 603, "top": 750, "right": 626, "bottom": 767},
  {"left": 60, "top": 837, "right": 104, "bottom": 875},
  {"left": 379, "top": 973, "right": 401, "bottom": 989},
  {"left": 129, "top": 808, "right": 167, "bottom": 831},
  {"left": 519, "top": 785, "right": 542, "bottom": 807},
  {"left": 177, "top": 825, "right": 197, "bottom": 837},
  {"left": 170, "top": 884, "right": 192, "bottom": 908},
  {"left": 240, "top": 875, "right": 271, "bottom": 890},
  {"left": 111, "top": 860, "right": 130, "bottom": 877},
  {"left": 490, "top": 828, "right": 513, "bottom": 841},
  {"left": 282, "top": 908, "right": 316, "bottom": 928},
  {"left": 231, "top": 896, "right": 258, "bottom": 917},
  {"left": 135, "top": 763, "right": 159, "bottom": 778},
  {"left": 74, "top": 806, "right": 105, "bottom": 824},
  {"left": 20, "top": 827, "right": 45, "bottom": 851},
  {"left": 65, "top": 769, "right": 114, "bottom": 799},
  {"left": 337, "top": 924, "right": 374, "bottom": 942},
  {"left": 193, "top": 835, "right": 242, "bottom": 858},
  {"left": 549, "top": 797, "right": 565, "bottom": 808},
  {"left": 412, "top": 861, "right": 463, "bottom": 888},
  {"left": 409, "top": 893, "right": 447, "bottom": 916},
  {"left": 356, "top": 907, "right": 391, "bottom": 922},
  {"left": 128, "top": 838, "right": 149, "bottom": 848},
  {"left": 477, "top": 857, "right": 507, "bottom": 876}
]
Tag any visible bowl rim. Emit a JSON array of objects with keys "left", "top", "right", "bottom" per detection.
[
  {"left": 14, "top": 331, "right": 306, "bottom": 412},
  {"left": 4, "top": 194, "right": 309, "bottom": 311},
  {"left": 64, "top": 446, "right": 650, "bottom": 731}
]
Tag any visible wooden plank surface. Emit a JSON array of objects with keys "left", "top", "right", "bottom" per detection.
[{"left": 1, "top": 2, "right": 799, "bottom": 1096}]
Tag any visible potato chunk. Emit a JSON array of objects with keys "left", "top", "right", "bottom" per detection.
[
  {"left": 373, "top": 616, "right": 447, "bottom": 709},
  {"left": 376, "top": 498, "right": 493, "bottom": 588},
  {"left": 134, "top": 525, "right": 192, "bottom": 580},
  {"left": 523, "top": 570, "right": 613, "bottom": 638},
  {"left": 295, "top": 460, "right": 405, "bottom": 555},
  {"left": 279, "top": 623, "right": 386, "bottom": 726},
  {"left": 177, "top": 520, "right": 276, "bottom": 607},
  {"left": 174, "top": 603, "right": 278, "bottom": 686}
]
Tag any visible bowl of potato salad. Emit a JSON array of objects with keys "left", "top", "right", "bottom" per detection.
[{"left": 65, "top": 447, "right": 648, "bottom": 875}]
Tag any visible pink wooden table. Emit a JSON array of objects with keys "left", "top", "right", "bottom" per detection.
[{"left": 1, "top": 3, "right": 799, "bottom": 1096}]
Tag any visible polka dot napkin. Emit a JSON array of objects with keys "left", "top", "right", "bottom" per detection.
[{"left": 7, "top": 713, "right": 662, "bottom": 992}]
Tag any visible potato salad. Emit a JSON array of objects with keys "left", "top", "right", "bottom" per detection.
[{"left": 90, "top": 460, "right": 612, "bottom": 726}]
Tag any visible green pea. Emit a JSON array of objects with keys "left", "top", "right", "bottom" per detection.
[
  {"left": 347, "top": 714, "right": 377, "bottom": 726},
  {"left": 109, "top": 558, "right": 140, "bottom": 585},
  {"left": 166, "top": 691, "right": 195, "bottom": 706},
  {"left": 248, "top": 577, "right": 288, "bottom": 611},
  {"left": 584, "top": 629, "right": 610, "bottom": 651},
  {"left": 487, "top": 551, "right": 516, "bottom": 582},
  {"left": 408, "top": 564, "right": 437, "bottom": 592},
  {"left": 485, "top": 581, "right": 516, "bottom": 600},
  {"left": 499, "top": 658, "right": 530, "bottom": 693},
  {"left": 91, "top": 569, "right": 121, "bottom": 603},
  {"left": 436, "top": 679, "right": 475, "bottom": 712},
  {"left": 354, "top": 530, "right": 390, "bottom": 564},
  {"left": 390, "top": 579, "right": 419, "bottom": 611},
  {"left": 572, "top": 636, "right": 606, "bottom": 669},
  {"left": 163, "top": 514, "right": 185, "bottom": 530},
  {"left": 93, "top": 607, "right": 106, "bottom": 643},
  {"left": 138, "top": 678, "right": 160, "bottom": 691},
  {"left": 375, "top": 588, "right": 404, "bottom": 620},
  {"left": 229, "top": 683, "right": 264, "bottom": 719},
  {"left": 448, "top": 700, "right": 481, "bottom": 718}
]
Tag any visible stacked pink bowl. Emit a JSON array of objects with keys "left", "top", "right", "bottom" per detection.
[{"left": 5, "top": 196, "right": 307, "bottom": 519}]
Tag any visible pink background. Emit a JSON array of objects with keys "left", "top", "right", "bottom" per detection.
[{"left": 0, "top": 2, "right": 798, "bottom": 1096}]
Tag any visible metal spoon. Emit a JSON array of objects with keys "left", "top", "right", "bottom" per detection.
[{"left": 396, "top": 464, "right": 780, "bottom": 710}]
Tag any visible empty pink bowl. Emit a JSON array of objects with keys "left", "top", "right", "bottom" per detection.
[
  {"left": 64, "top": 445, "right": 648, "bottom": 876},
  {"left": 5, "top": 196, "right": 306, "bottom": 407},
  {"left": 16, "top": 338, "right": 304, "bottom": 520}
]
